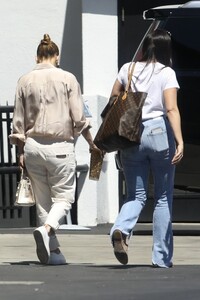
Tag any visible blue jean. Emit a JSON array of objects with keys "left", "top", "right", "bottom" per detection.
[{"left": 110, "top": 116, "right": 176, "bottom": 267}]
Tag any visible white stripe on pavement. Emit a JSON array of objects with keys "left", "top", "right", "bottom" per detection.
[{"left": 0, "top": 281, "right": 44, "bottom": 285}]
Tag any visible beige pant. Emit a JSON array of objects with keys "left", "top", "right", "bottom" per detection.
[{"left": 24, "top": 137, "right": 76, "bottom": 233}]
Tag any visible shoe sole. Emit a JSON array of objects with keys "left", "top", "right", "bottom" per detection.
[
  {"left": 48, "top": 253, "right": 67, "bottom": 265},
  {"left": 152, "top": 263, "right": 173, "bottom": 268},
  {"left": 112, "top": 230, "right": 128, "bottom": 265},
  {"left": 33, "top": 230, "right": 49, "bottom": 264}
]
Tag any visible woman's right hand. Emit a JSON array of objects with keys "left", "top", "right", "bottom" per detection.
[{"left": 18, "top": 154, "right": 25, "bottom": 170}]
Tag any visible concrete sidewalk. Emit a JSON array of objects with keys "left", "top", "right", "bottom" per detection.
[
  {"left": 1, "top": 224, "right": 200, "bottom": 300},
  {"left": 0, "top": 223, "right": 200, "bottom": 266}
]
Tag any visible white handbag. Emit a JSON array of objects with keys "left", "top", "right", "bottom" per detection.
[{"left": 15, "top": 169, "right": 35, "bottom": 206}]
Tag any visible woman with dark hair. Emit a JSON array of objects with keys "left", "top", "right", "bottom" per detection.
[
  {"left": 10, "top": 34, "right": 101, "bottom": 265},
  {"left": 110, "top": 29, "right": 184, "bottom": 268}
]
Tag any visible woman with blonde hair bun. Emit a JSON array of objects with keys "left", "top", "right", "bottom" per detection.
[{"left": 10, "top": 34, "right": 101, "bottom": 265}]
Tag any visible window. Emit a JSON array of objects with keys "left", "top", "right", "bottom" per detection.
[{"left": 161, "top": 18, "right": 200, "bottom": 70}]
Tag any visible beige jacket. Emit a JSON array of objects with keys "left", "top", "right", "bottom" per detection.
[{"left": 9, "top": 63, "right": 90, "bottom": 144}]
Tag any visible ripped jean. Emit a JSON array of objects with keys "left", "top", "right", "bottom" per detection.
[{"left": 110, "top": 116, "right": 176, "bottom": 267}]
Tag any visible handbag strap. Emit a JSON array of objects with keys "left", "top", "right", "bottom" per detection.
[
  {"left": 125, "top": 62, "right": 137, "bottom": 92},
  {"left": 21, "top": 167, "right": 28, "bottom": 179}
]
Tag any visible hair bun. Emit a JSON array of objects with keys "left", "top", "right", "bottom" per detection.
[
  {"left": 37, "top": 34, "right": 59, "bottom": 59},
  {"left": 41, "top": 34, "right": 51, "bottom": 45}
]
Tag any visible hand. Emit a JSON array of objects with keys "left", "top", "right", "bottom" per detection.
[
  {"left": 171, "top": 144, "right": 184, "bottom": 165},
  {"left": 89, "top": 143, "right": 105, "bottom": 158},
  {"left": 18, "top": 154, "right": 25, "bottom": 170}
]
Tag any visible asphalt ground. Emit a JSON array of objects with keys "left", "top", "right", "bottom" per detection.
[{"left": 0, "top": 223, "right": 200, "bottom": 300}]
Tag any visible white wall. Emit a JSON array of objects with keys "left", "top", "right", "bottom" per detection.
[
  {"left": 76, "top": 0, "right": 119, "bottom": 225},
  {"left": 0, "top": 0, "right": 67, "bottom": 105},
  {"left": 0, "top": 0, "right": 118, "bottom": 104},
  {"left": 0, "top": 0, "right": 119, "bottom": 226},
  {"left": 76, "top": 95, "right": 119, "bottom": 226},
  {"left": 82, "top": 0, "right": 118, "bottom": 97}
]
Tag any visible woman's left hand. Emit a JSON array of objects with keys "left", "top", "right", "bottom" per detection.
[{"left": 89, "top": 143, "right": 105, "bottom": 158}]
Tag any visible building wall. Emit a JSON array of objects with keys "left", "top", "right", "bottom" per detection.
[
  {"left": 77, "top": 0, "right": 119, "bottom": 226},
  {"left": 0, "top": 0, "right": 68, "bottom": 105},
  {"left": 0, "top": 0, "right": 118, "bottom": 103},
  {"left": 82, "top": 0, "right": 118, "bottom": 96},
  {"left": 0, "top": 0, "right": 119, "bottom": 226}
]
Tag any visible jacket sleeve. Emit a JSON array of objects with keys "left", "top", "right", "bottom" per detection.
[
  {"left": 9, "top": 83, "right": 26, "bottom": 145},
  {"left": 68, "top": 76, "right": 91, "bottom": 136}
]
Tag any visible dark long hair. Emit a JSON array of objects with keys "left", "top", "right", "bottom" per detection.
[{"left": 139, "top": 29, "right": 172, "bottom": 67}]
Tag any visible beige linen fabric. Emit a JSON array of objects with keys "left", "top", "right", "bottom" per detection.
[{"left": 9, "top": 63, "right": 90, "bottom": 145}]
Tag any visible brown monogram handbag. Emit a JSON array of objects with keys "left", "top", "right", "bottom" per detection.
[{"left": 94, "top": 63, "right": 147, "bottom": 153}]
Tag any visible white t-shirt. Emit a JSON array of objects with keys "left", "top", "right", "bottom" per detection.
[{"left": 117, "top": 61, "right": 180, "bottom": 120}]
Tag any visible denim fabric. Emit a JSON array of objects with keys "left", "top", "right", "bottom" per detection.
[{"left": 110, "top": 116, "right": 176, "bottom": 267}]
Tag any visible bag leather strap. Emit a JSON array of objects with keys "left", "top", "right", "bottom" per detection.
[{"left": 125, "top": 62, "right": 137, "bottom": 92}]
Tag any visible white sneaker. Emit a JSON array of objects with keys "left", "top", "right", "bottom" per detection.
[
  {"left": 33, "top": 226, "right": 50, "bottom": 264},
  {"left": 48, "top": 251, "right": 66, "bottom": 265}
]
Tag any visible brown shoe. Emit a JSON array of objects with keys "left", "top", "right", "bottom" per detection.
[{"left": 112, "top": 229, "right": 128, "bottom": 265}]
